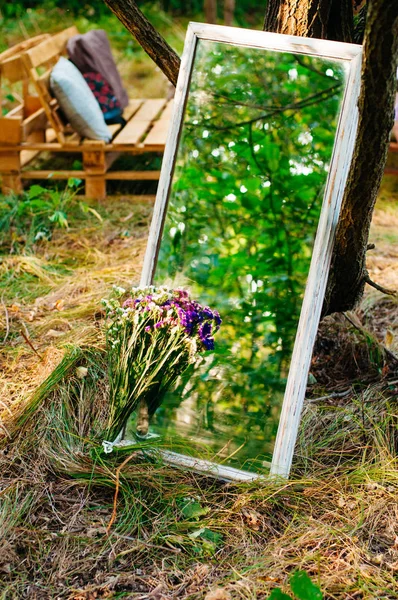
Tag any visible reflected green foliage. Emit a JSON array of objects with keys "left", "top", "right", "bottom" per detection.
[{"left": 150, "top": 41, "right": 346, "bottom": 473}]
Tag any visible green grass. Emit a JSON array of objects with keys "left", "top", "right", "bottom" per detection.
[{"left": 0, "top": 266, "right": 52, "bottom": 304}]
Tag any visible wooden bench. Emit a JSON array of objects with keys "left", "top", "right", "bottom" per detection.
[{"left": 0, "top": 28, "right": 171, "bottom": 199}]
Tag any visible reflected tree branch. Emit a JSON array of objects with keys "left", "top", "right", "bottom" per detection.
[
  {"left": 210, "top": 92, "right": 282, "bottom": 111},
  {"left": 208, "top": 83, "right": 342, "bottom": 131},
  {"left": 293, "top": 54, "right": 340, "bottom": 81}
]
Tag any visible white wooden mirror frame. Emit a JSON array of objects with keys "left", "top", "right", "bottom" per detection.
[{"left": 138, "top": 23, "right": 362, "bottom": 481}]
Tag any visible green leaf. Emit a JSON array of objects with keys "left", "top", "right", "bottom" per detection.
[
  {"left": 49, "top": 211, "right": 68, "bottom": 228},
  {"left": 49, "top": 190, "right": 61, "bottom": 206},
  {"left": 289, "top": 571, "right": 323, "bottom": 600},
  {"left": 263, "top": 142, "right": 280, "bottom": 172},
  {"left": 79, "top": 202, "right": 103, "bottom": 222},
  {"left": 28, "top": 185, "right": 48, "bottom": 200},
  {"left": 188, "top": 528, "right": 223, "bottom": 545},
  {"left": 188, "top": 528, "right": 222, "bottom": 556},
  {"left": 68, "top": 177, "right": 82, "bottom": 189},
  {"left": 268, "top": 589, "right": 293, "bottom": 600},
  {"left": 180, "top": 499, "right": 210, "bottom": 520}
]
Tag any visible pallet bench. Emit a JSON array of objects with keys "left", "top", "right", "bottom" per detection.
[
  {"left": 0, "top": 28, "right": 171, "bottom": 199},
  {"left": 14, "top": 97, "right": 173, "bottom": 199}
]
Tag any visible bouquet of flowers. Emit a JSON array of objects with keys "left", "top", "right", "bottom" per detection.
[{"left": 102, "top": 286, "right": 221, "bottom": 441}]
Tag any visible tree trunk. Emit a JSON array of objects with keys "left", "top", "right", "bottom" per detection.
[
  {"left": 263, "top": 0, "right": 354, "bottom": 41},
  {"left": 204, "top": 0, "right": 217, "bottom": 23},
  {"left": 324, "top": 0, "right": 398, "bottom": 314},
  {"left": 103, "top": 0, "right": 180, "bottom": 87},
  {"left": 224, "top": 0, "right": 235, "bottom": 26}
]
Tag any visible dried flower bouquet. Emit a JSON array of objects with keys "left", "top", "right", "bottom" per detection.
[{"left": 102, "top": 286, "right": 221, "bottom": 442}]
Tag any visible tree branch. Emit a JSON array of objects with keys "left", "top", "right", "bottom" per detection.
[
  {"left": 103, "top": 0, "right": 180, "bottom": 87},
  {"left": 363, "top": 274, "right": 397, "bottom": 297}
]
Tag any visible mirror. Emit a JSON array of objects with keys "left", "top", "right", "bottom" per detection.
[{"left": 130, "top": 24, "right": 362, "bottom": 480}]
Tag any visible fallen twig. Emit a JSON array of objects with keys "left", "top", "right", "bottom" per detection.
[
  {"left": 306, "top": 389, "right": 352, "bottom": 404},
  {"left": 20, "top": 323, "right": 44, "bottom": 362},
  {"left": 112, "top": 532, "right": 181, "bottom": 554}
]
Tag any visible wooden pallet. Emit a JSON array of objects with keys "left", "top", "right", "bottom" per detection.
[
  {"left": 14, "top": 98, "right": 173, "bottom": 198},
  {"left": 0, "top": 29, "right": 172, "bottom": 199}
]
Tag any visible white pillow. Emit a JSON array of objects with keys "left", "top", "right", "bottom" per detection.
[{"left": 50, "top": 57, "right": 111, "bottom": 142}]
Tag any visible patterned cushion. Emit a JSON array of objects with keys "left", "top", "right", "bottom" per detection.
[{"left": 83, "top": 71, "right": 123, "bottom": 123}]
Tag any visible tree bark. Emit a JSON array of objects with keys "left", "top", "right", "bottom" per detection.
[
  {"left": 204, "top": 0, "right": 217, "bottom": 23},
  {"left": 263, "top": 0, "right": 354, "bottom": 42},
  {"left": 103, "top": 0, "right": 180, "bottom": 87},
  {"left": 224, "top": 0, "right": 235, "bottom": 26},
  {"left": 324, "top": 0, "right": 398, "bottom": 314}
]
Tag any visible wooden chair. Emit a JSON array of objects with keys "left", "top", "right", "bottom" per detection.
[
  {"left": 0, "top": 28, "right": 77, "bottom": 194},
  {"left": 0, "top": 28, "right": 172, "bottom": 199},
  {"left": 0, "top": 33, "right": 51, "bottom": 194}
]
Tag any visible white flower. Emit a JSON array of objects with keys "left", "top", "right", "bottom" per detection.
[
  {"left": 112, "top": 285, "right": 126, "bottom": 297},
  {"left": 76, "top": 366, "right": 88, "bottom": 378}
]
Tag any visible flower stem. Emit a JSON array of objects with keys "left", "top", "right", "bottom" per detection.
[{"left": 136, "top": 399, "right": 149, "bottom": 437}]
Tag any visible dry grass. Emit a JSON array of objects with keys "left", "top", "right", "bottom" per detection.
[
  {"left": 0, "top": 196, "right": 150, "bottom": 416},
  {"left": 1, "top": 180, "right": 398, "bottom": 598}
]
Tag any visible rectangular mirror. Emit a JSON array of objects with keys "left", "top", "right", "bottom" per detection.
[{"left": 126, "top": 24, "right": 362, "bottom": 481}]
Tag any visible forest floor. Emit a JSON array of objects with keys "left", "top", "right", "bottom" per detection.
[
  {"left": 1, "top": 175, "right": 398, "bottom": 600},
  {"left": 1, "top": 6, "right": 398, "bottom": 599}
]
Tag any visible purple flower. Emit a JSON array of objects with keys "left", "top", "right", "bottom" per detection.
[
  {"left": 202, "top": 337, "right": 214, "bottom": 350},
  {"left": 198, "top": 321, "right": 215, "bottom": 351},
  {"left": 201, "top": 307, "right": 214, "bottom": 320},
  {"left": 115, "top": 286, "right": 221, "bottom": 354},
  {"left": 199, "top": 321, "right": 212, "bottom": 339},
  {"left": 213, "top": 310, "right": 222, "bottom": 329}
]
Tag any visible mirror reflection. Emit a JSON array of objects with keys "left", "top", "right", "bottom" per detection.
[{"left": 130, "top": 40, "right": 347, "bottom": 474}]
